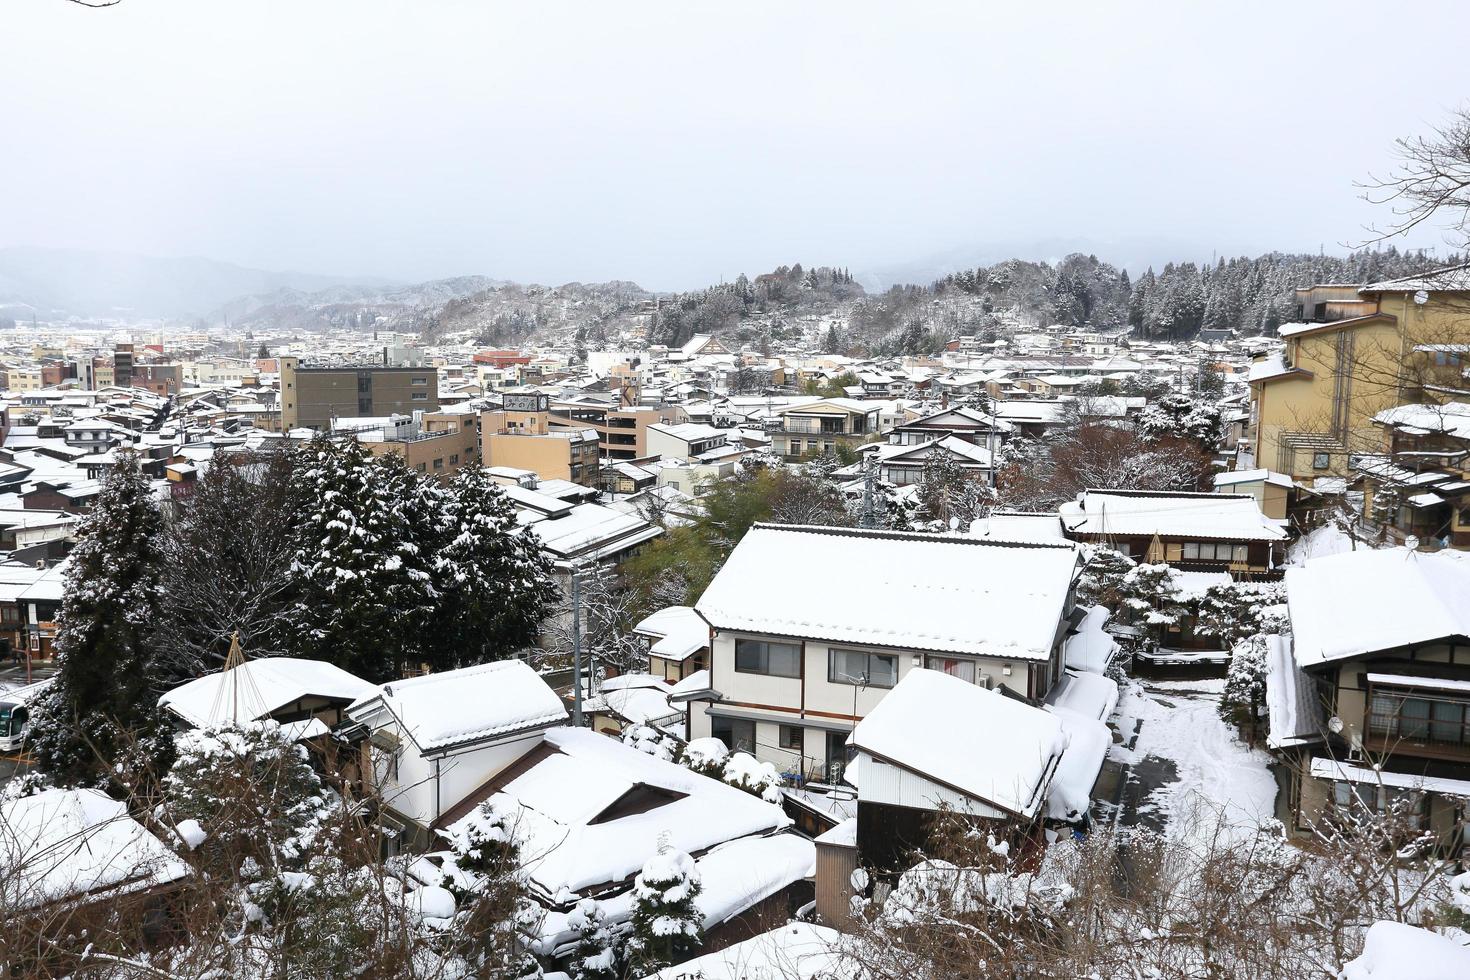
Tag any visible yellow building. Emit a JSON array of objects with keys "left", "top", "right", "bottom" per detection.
[
  {"left": 1247, "top": 266, "right": 1470, "bottom": 481},
  {"left": 480, "top": 408, "right": 601, "bottom": 487}
]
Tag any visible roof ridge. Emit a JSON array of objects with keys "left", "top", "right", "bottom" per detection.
[{"left": 748, "top": 522, "right": 1076, "bottom": 550}]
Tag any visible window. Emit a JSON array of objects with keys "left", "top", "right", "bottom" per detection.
[
  {"left": 1181, "top": 542, "right": 1250, "bottom": 562},
  {"left": 412, "top": 376, "right": 429, "bottom": 385},
  {"left": 1332, "top": 781, "right": 1428, "bottom": 826},
  {"left": 1369, "top": 689, "right": 1470, "bottom": 748},
  {"left": 450, "top": 453, "right": 459, "bottom": 465},
  {"left": 734, "top": 638, "right": 801, "bottom": 678},
  {"left": 829, "top": 649, "right": 898, "bottom": 688},
  {"left": 711, "top": 716, "right": 756, "bottom": 754},
  {"left": 412, "top": 392, "right": 428, "bottom": 401},
  {"left": 778, "top": 725, "right": 803, "bottom": 752},
  {"left": 432, "top": 458, "right": 444, "bottom": 470},
  {"left": 1312, "top": 452, "right": 1331, "bottom": 470},
  {"left": 926, "top": 655, "right": 977, "bottom": 684}
]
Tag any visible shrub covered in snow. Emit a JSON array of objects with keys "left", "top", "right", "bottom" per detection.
[
  {"left": 678, "top": 736, "right": 730, "bottom": 778},
  {"left": 622, "top": 723, "right": 680, "bottom": 762},
  {"left": 625, "top": 843, "right": 704, "bottom": 974},
  {"left": 721, "top": 751, "right": 784, "bottom": 804},
  {"left": 566, "top": 897, "right": 621, "bottom": 980}
]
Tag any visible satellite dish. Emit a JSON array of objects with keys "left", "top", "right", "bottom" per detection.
[
  {"left": 849, "top": 867, "right": 870, "bottom": 892},
  {"left": 1414, "top": 289, "right": 1429, "bottom": 306},
  {"left": 1328, "top": 716, "right": 1344, "bottom": 734}
]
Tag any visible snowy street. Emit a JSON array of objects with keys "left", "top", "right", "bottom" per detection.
[{"left": 1095, "top": 678, "right": 1280, "bottom": 845}]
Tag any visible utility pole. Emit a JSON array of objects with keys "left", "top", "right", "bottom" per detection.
[{"left": 571, "top": 570, "right": 584, "bottom": 727}]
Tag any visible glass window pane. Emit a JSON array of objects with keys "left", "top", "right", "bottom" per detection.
[
  {"left": 869, "top": 654, "right": 898, "bottom": 688},
  {"left": 770, "top": 642, "right": 801, "bottom": 677},
  {"left": 927, "top": 657, "right": 976, "bottom": 684},
  {"left": 1233, "top": 544, "right": 1249, "bottom": 562},
  {"left": 1183, "top": 542, "right": 1199, "bottom": 559},
  {"left": 735, "top": 639, "right": 764, "bottom": 672},
  {"left": 1431, "top": 700, "right": 1464, "bottom": 744},
  {"left": 1400, "top": 699, "right": 1431, "bottom": 739}
]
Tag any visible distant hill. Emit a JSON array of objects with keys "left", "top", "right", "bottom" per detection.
[{"left": 0, "top": 246, "right": 393, "bottom": 320}]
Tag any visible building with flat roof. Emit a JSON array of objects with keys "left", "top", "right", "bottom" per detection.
[{"left": 279, "top": 357, "right": 439, "bottom": 430}]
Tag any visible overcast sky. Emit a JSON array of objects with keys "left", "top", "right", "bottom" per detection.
[{"left": 4, "top": 0, "right": 1469, "bottom": 290}]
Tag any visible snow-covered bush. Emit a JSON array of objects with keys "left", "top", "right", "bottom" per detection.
[
  {"left": 678, "top": 736, "right": 730, "bottom": 778},
  {"left": 625, "top": 844, "right": 703, "bottom": 974},
  {"left": 622, "top": 723, "right": 679, "bottom": 762},
  {"left": 566, "top": 897, "right": 621, "bottom": 980},
  {"left": 721, "top": 751, "right": 783, "bottom": 804},
  {"left": 163, "top": 720, "right": 330, "bottom": 878}
]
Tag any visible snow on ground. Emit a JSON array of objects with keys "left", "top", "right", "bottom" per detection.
[
  {"left": 1109, "top": 679, "right": 1278, "bottom": 846},
  {"left": 1287, "top": 524, "right": 1358, "bottom": 564}
]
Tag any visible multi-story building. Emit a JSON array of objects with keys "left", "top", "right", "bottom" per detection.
[
  {"left": 481, "top": 408, "right": 600, "bottom": 487},
  {"left": 686, "top": 524, "right": 1081, "bottom": 782},
  {"left": 1271, "top": 548, "right": 1470, "bottom": 854},
  {"left": 547, "top": 401, "right": 687, "bottom": 463},
  {"left": 1246, "top": 267, "right": 1470, "bottom": 481},
  {"left": 771, "top": 398, "right": 880, "bottom": 461},
  {"left": 279, "top": 356, "right": 439, "bottom": 430}
]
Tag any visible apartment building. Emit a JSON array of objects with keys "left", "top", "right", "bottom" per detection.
[
  {"left": 481, "top": 409, "right": 600, "bottom": 487},
  {"left": 548, "top": 401, "right": 686, "bottom": 462},
  {"left": 279, "top": 356, "right": 439, "bottom": 430},
  {"left": 771, "top": 398, "right": 880, "bottom": 461},
  {"left": 1247, "top": 267, "right": 1470, "bottom": 481}
]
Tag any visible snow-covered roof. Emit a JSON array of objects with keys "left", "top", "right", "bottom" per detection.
[
  {"left": 849, "top": 668, "right": 1067, "bottom": 819},
  {"left": 640, "top": 922, "right": 845, "bottom": 980},
  {"left": 969, "top": 510, "right": 1067, "bottom": 543},
  {"left": 0, "top": 788, "right": 190, "bottom": 911},
  {"left": 1045, "top": 703, "right": 1112, "bottom": 823},
  {"left": 1310, "top": 757, "right": 1470, "bottom": 800},
  {"left": 1287, "top": 549, "right": 1470, "bottom": 667},
  {"left": 159, "top": 657, "right": 376, "bottom": 729},
  {"left": 1360, "top": 262, "right": 1470, "bottom": 294},
  {"left": 696, "top": 525, "right": 1079, "bottom": 660},
  {"left": 1263, "top": 634, "right": 1320, "bottom": 749},
  {"left": 1246, "top": 351, "right": 1300, "bottom": 384},
  {"left": 1342, "top": 921, "right": 1470, "bottom": 980},
  {"left": 1063, "top": 605, "right": 1118, "bottom": 674},
  {"left": 349, "top": 660, "right": 567, "bottom": 755},
  {"left": 1059, "top": 490, "right": 1286, "bottom": 542},
  {"left": 1214, "top": 468, "right": 1293, "bottom": 489},
  {"left": 584, "top": 675, "right": 681, "bottom": 728},
  {"left": 454, "top": 726, "right": 789, "bottom": 901},
  {"left": 523, "top": 502, "right": 662, "bottom": 564},
  {"left": 1373, "top": 401, "right": 1470, "bottom": 440},
  {"left": 632, "top": 605, "right": 708, "bottom": 660}
]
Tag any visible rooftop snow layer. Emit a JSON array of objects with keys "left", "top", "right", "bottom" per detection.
[
  {"left": 1287, "top": 549, "right": 1470, "bottom": 667},
  {"left": 1059, "top": 490, "right": 1286, "bottom": 542},
  {"left": 349, "top": 659, "right": 567, "bottom": 754},
  {"left": 849, "top": 668, "right": 1067, "bottom": 819},
  {"left": 160, "top": 657, "right": 376, "bottom": 729},
  {"left": 695, "top": 525, "right": 1078, "bottom": 660}
]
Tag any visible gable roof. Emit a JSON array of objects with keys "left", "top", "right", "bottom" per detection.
[
  {"left": 1287, "top": 549, "right": 1470, "bottom": 667},
  {"left": 695, "top": 525, "right": 1079, "bottom": 660},
  {"left": 849, "top": 668, "right": 1066, "bottom": 819},
  {"left": 159, "top": 657, "right": 376, "bottom": 728},
  {"left": 1059, "top": 489, "right": 1286, "bottom": 542},
  {"left": 348, "top": 660, "right": 567, "bottom": 755}
]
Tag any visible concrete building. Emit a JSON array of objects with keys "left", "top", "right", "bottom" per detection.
[
  {"left": 481, "top": 409, "right": 601, "bottom": 487},
  {"left": 279, "top": 357, "right": 439, "bottom": 430}
]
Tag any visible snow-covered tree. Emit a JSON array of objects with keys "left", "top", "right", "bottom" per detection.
[
  {"left": 158, "top": 450, "right": 296, "bottom": 680},
  {"left": 1074, "top": 546, "right": 1137, "bottom": 610},
  {"left": 722, "top": 751, "right": 784, "bottom": 803},
  {"left": 436, "top": 464, "right": 559, "bottom": 669},
  {"left": 163, "top": 720, "right": 329, "bottom": 879},
  {"left": 1220, "top": 633, "right": 1271, "bottom": 743},
  {"left": 1137, "top": 392, "right": 1224, "bottom": 450},
  {"left": 1194, "top": 582, "right": 1287, "bottom": 645},
  {"left": 30, "top": 452, "right": 174, "bottom": 786},
  {"left": 439, "top": 799, "right": 542, "bottom": 978},
  {"left": 566, "top": 898, "right": 620, "bottom": 980},
  {"left": 914, "top": 452, "right": 989, "bottom": 532},
  {"left": 1117, "top": 563, "right": 1186, "bottom": 646},
  {"left": 282, "top": 438, "right": 441, "bottom": 682},
  {"left": 625, "top": 842, "right": 704, "bottom": 974}
]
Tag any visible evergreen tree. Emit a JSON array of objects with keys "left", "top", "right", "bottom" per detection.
[
  {"left": 30, "top": 452, "right": 174, "bottom": 786},
  {"left": 435, "top": 465, "right": 559, "bottom": 669},
  {"left": 625, "top": 843, "right": 704, "bottom": 974},
  {"left": 566, "top": 898, "right": 620, "bottom": 980},
  {"left": 282, "top": 438, "right": 440, "bottom": 682}
]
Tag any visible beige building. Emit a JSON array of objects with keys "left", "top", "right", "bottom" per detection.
[
  {"left": 548, "top": 402, "right": 687, "bottom": 462},
  {"left": 1247, "top": 268, "right": 1470, "bottom": 481},
  {"left": 481, "top": 409, "right": 600, "bottom": 487},
  {"left": 280, "top": 357, "right": 439, "bottom": 430},
  {"left": 363, "top": 411, "right": 480, "bottom": 482}
]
